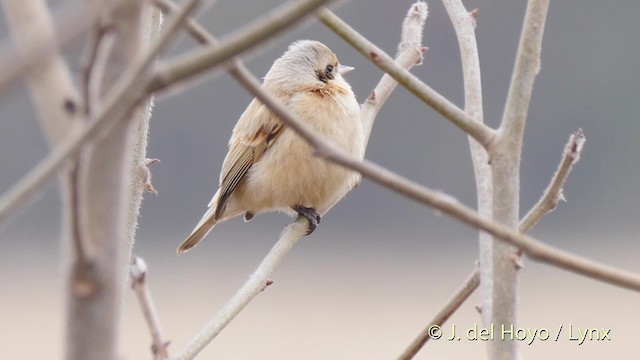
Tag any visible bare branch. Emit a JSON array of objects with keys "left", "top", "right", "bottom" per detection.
[
  {"left": 65, "top": 1, "right": 198, "bottom": 359},
  {"left": 441, "top": 0, "right": 496, "bottom": 330},
  {"left": 398, "top": 265, "right": 480, "bottom": 360},
  {"left": 1, "top": 0, "right": 81, "bottom": 144},
  {"left": 170, "top": 218, "right": 307, "bottom": 360},
  {"left": 520, "top": 129, "right": 585, "bottom": 233},
  {"left": 498, "top": 0, "right": 550, "bottom": 141},
  {"left": 316, "top": 7, "right": 496, "bottom": 149},
  {"left": 81, "top": 23, "right": 109, "bottom": 117},
  {"left": 359, "top": 1, "right": 428, "bottom": 148},
  {"left": 148, "top": 0, "right": 335, "bottom": 93},
  {"left": 1, "top": 0, "right": 89, "bottom": 267},
  {"left": 336, "top": 159, "right": 640, "bottom": 292},
  {"left": 131, "top": 256, "right": 169, "bottom": 360},
  {"left": 0, "top": 0, "right": 128, "bottom": 96},
  {"left": 398, "top": 127, "right": 585, "bottom": 357},
  {"left": 399, "top": 127, "right": 584, "bottom": 358},
  {"left": 487, "top": 1, "right": 550, "bottom": 357}
]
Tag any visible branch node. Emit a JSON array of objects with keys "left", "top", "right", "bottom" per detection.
[
  {"left": 72, "top": 261, "right": 99, "bottom": 298},
  {"left": 64, "top": 98, "right": 78, "bottom": 115},
  {"left": 130, "top": 256, "right": 148, "bottom": 285},
  {"left": 140, "top": 159, "right": 160, "bottom": 195},
  {"left": 558, "top": 191, "right": 566, "bottom": 203},
  {"left": 512, "top": 253, "right": 524, "bottom": 270},
  {"left": 151, "top": 341, "right": 171, "bottom": 357},
  {"left": 469, "top": 8, "right": 479, "bottom": 27},
  {"left": 367, "top": 90, "right": 377, "bottom": 103}
]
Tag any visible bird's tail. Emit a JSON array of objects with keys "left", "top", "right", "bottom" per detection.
[{"left": 177, "top": 207, "right": 217, "bottom": 254}]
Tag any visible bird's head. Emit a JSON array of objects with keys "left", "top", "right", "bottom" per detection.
[{"left": 264, "top": 40, "right": 354, "bottom": 95}]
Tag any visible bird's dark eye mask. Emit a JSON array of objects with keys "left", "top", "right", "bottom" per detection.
[{"left": 317, "top": 63, "right": 336, "bottom": 83}]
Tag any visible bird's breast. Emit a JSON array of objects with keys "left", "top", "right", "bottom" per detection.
[{"left": 241, "top": 89, "right": 363, "bottom": 213}]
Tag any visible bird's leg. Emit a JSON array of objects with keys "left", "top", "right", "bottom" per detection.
[{"left": 293, "top": 205, "right": 321, "bottom": 235}]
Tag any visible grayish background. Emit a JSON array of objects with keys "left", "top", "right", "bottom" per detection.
[{"left": 1, "top": 0, "right": 639, "bottom": 358}]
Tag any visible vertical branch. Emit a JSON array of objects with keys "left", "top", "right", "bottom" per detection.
[
  {"left": 66, "top": 2, "right": 149, "bottom": 359},
  {"left": 489, "top": 0, "right": 550, "bottom": 359},
  {"left": 441, "top": 0, "right": 494, "bottom": 327},
  {"left": 125, "top": 5, "right": 163, "bottom": 269}
]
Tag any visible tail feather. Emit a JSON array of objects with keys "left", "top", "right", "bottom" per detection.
[{"left": 177, "top": 209, "right": 217, "bottom": 254}]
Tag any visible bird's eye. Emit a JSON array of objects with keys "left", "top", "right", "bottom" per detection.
[{"left": 318, "top": 64, "right": 336, "bottom": 83}]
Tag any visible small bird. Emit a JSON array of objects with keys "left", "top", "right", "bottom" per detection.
[{"left": 177, "top": 40, "right": 364, "bottom": 254}]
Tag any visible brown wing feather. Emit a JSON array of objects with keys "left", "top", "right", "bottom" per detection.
[{"left": 214, "top": 113, "right": 284, "bottom": 220}]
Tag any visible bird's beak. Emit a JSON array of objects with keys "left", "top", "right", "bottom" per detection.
[{"left": 338, "top": 64, "right": 355, "bottom": 75}]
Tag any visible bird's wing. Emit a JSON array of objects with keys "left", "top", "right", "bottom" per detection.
[{"left": 214, "top": 100, "right": 284, "bottom": 220}]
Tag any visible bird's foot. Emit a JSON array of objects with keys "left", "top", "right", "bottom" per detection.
[{"left": 293, "top": 205, "right": 321, "bottom": 235}]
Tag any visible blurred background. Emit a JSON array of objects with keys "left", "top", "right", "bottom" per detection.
[{"left": 1, "top": 0, "right": 639, "bottom": 359}]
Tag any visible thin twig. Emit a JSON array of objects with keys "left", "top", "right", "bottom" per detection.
[
  {"left": 358, "top": 1, "right": 428, "bottom": 148},
  {"left": 170, "top": 217, "right": 307, "bottom": 360},
  {"left": 398, "top": 265, "right": 480, "bottom": 360},
  {"left": 316, "top": 7, "right": 496, "bottom": 149},
  {"left": 148, "top": 0, "right": 335, "bottom": 93},
  {"left": 82, "top": 23, "right": 108, "bottom": 117},
  {"left": 68, "top": 164, "right": 87, "bottom": 264},
  {"left": 520, "top": 129, "right": 585, "bottom": 234},
  {"left": 131, "top": 256, "right": 169, "bottom": 360}
]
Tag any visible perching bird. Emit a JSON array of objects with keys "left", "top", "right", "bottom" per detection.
[{"left": 177, "top": 40, "right": 364, "bottom": 254}]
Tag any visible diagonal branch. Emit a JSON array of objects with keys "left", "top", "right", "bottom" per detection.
[
  {"left": 398, "top": 265, "right": 480, "bottom": 360},
  {"left": 399, "top": 126, "right": 585, "bottom": 358},
  {"left": 0, "top": 0, "right": 326, "bottom": 226},
  {"left": 131, "top": 256, "right": 169, "bottom": 360},
  {"left": 148, "top": 0, "right": 334, "bottom": 93},
  {"left": 520, "top": 129, "right": 585, "bottom": 234},
  {"left": 208, "top": 38, "right": 640, "bottom": 292},
  {"left": 358, "top": 1, "right": 428, "bottom": 148},
  {"left": 0, "top": 0, "right": 128, "bottom": 96},
  {"left": 316, "top": 7, "right": 496, "bottom": 149},
  {"left": 169, "top": 218, "right": 307, "bottom": 360},
  {"left": 399, "top": 136, "right": 587, "bottom": 360}
]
